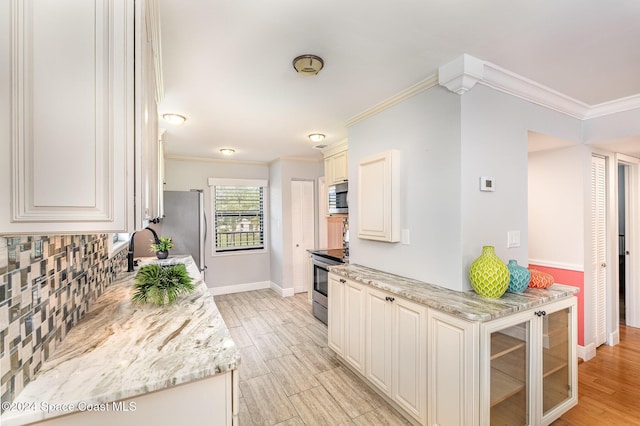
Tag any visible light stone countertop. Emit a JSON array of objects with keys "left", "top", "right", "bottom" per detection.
[
  {"left": 1, "top": 256, "right": 240, "bottom": 425},
  {"left": 328, "top": 263, "right": 579, "bottom": 322}
]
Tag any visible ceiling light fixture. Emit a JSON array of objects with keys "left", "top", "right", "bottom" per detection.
[
  {"left": 220, "top": 148, "right": 235, "bottom": 156},
  {"left": 162, "top": 113, "right": 187, "bottom": 125},
  {"left": 293, "top": 54, "right": 324, "bottom": 76},
  {"left": 308, "top": 133, "right": 325, "bottom": 143}
]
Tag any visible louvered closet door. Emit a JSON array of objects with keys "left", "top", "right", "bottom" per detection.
[{"left": 591, "top": 155, "right": 607, "bottom": 347}]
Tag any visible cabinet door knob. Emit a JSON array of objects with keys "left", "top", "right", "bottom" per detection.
[
  {"left": 339, "top": 278, "right": 346, "bottom": 283},
  {"left": 385, "top": 296, "right": 395, "bottom": 302},
  {"left": 535, "top": 310, "right": 547, "bottom": 317}
]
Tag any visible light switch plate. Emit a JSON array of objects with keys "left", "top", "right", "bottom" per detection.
[
  {"left": 401, "top": 229, "right": 410, "bottom": 245},
  {"left": 507, "top": 230, "right": 521, "bottom": 248},
  {"left": 480, "top": 176, "right": 495, "bottom": 192}
]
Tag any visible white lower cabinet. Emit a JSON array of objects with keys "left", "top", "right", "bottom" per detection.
[
  {"left": 428, "top": 309, "right": 478, "bottom": 426},
  {"left": 365, "top": 286, "right": 427, "bottom": 425},
  {"left": 344, "top": 280, "right": 366, "bottom": 374},
  {"left": 480, "top": 297, "right": 577, "bottom": 426},
  {"left": 328, "top": 274, "right": 365, "bottom": 374},
  {"left": 328, "top": 272, "right": 577, "bottom": 426},
  {"left": 390, "top": 295, "right": 427, "bottom": 424},
  {"left": 328, "top": 275, "right": 345, "bottom": 357}
]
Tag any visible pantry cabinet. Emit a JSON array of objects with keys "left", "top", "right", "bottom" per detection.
[{"left": 0, "top": 0, "right": 162, "bottom": 234}]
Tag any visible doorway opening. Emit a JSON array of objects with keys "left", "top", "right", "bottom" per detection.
[{"left": 618, "top": 163, "right": 628, "bottom": 324}]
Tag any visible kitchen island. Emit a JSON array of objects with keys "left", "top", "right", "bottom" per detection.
[{"left": 1, "top": 256, "right": 240, "bottom": 426}]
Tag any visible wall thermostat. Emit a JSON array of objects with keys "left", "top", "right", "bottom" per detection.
[{"left": 480, "top": 176, "right": 495, "bottom": 192}]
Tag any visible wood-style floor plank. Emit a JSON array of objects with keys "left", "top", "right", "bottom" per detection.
[{"left": 554, "top": 325, "right": 640, "bottom": 425}]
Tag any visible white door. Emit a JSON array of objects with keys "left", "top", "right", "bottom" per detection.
[
  {"left": 291, "top": 180, "right": 315, "bottom": 293},
  {"left": 591, "top": 155, "right": 607, "bottom": 347}
]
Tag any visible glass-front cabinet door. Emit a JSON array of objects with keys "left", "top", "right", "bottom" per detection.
[
  {"left": 541, "top": 301, "right": 577, "bottom": 424},
  {"left": 481, "top": 297, "right": 577, "bottom": 426},
  {"left": 487, "top": 318, "right": 531, "bottom": 425}
]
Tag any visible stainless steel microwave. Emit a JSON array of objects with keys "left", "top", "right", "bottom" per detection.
[{"left": 328, "top": 182, "right": 348, "bottom": 214}]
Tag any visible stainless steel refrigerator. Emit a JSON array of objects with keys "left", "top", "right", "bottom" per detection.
[{"left": 136, "top": 190, "right": 206, "bottom": 276}]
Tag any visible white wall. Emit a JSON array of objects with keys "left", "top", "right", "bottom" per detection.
[
  {"left": 164, "top": 158, "right": 271, "bottom": 289},
  {"left": 269, "top": 159, "right": 323, "bottom": 293},
  {"left": 349, "top": 86, "right": 464, "bottom": 289},
  {"left": 583, "top": 108, "right": 640, "bottom": 143},
  {"left": 528, "top": 145, "right": 589, "bottom": 268},
  {"left": 348, "top": 84, "right": 583, "bottom": 292},
  {"left": 459, "top": 86, "right": 583, "bottom": 288}
]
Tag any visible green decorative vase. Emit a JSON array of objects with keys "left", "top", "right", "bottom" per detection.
[{"left": 469, "top": 246, "right": 509, "bottom": 298}]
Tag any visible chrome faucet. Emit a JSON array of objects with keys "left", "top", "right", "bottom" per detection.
[{"left": 127, "top": 227, "right": 161, "bottom": 272}]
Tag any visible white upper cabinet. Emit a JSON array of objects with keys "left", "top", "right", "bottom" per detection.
[
  {"left": 0, "top": 0, "right": 162, "bottom": 234},
  {"left": 327, "top": 150, "right": 348, "bottom": 185},
  {"left": 358, "top": 149, "right": 400, "bottom": 242},
  {"left": 323, "top": 140, "right": 349, "bottom": 187}
]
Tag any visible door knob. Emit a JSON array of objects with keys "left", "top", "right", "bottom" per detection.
[{"left": 601, "top": 263, "right": 606, "bottom": 268}]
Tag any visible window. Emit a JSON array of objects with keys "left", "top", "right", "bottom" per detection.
[{"left": 208, "top": 178, "right": 267, "bottom": 253}]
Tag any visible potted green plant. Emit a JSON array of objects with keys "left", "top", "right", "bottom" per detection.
[
  {"left": 132, "top": 263, "right": 195, "bottom": 306},
  {"left": 150, "top": 236, "right": 174, "bottom": 259}
]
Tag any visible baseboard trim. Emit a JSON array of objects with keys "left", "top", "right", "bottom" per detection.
[
  {"left": 608, "top": 329, "right": 620, "bottom": 346},
  {"left": 209, "top": 281, "right": 271, "bottom": 296},
  {"left": 577, "top": 343, "right": 596, "bottom": 361},
  {"left": 270, "top": 282, "right": 294, "bottom": 297}
]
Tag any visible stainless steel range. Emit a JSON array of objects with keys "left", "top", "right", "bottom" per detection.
[{"left": 310, "top": 248, "right": 348, "bottom": 325}]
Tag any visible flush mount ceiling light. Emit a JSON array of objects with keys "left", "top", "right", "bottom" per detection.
[
  {"left": 293, "top": 54, "right": 324, "bottom": 76},
  {"left": 162, "top": 113, "right": 187, "bottom": 125},
  {"left": 308, "top": 133, "right": 325, "bottom": 143},
  {"left": 220, "top": 148, "right": 235, "bottom": 156}
]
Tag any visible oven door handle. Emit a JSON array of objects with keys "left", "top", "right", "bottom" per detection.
[{"left": 312, "top": 259, "right": 337, "bottom": 270}]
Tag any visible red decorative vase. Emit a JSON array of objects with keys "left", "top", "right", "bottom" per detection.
[{"left": 528, "top": 268, "right": 554, "bottom": 289}]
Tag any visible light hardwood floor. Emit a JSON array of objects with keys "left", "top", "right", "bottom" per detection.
[
  {"left": 216, "top": 289, "right": 640, "bottom": 425},
  {"left": 553, "top": 324, "right": 640, "bottom": 425},
  {"left": 214, "top": 290, "right": 411, "bottom": 426}
]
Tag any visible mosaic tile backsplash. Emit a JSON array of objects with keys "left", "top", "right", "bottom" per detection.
[{"left": 0, "top": 235, "right": 127, "bottom": 405}]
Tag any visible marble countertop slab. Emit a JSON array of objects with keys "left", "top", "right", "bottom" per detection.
[
  {"left": 1, "top": 256, "right": 240, "bottom": 425},
  {"left": 328, "top": 263, "right": 579, "bottom": 322}
]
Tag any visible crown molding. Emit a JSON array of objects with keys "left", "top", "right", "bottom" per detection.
[
  {"left": 320, "top": 139, "right": 348, "bottom": 157},
  {"left": 165, "top": 154, "right": 269, "bottom": 166},
  {"left": 585, "top": 93, "right": 640, "bottom": 119},
  {"left": 438, "top": 54, "right": 640, "bottom": 120},
  {"left": 438, "top": 54, "right": 484, "bottom": 95},
  {"left": 345, "top": 74, "right": 439, "bottom": 127}
]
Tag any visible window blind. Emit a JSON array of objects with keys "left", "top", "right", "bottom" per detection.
[{"left": 213, "top": 185, "right": 264, "bottom": 252}]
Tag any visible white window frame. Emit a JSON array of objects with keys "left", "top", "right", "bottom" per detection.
[{"left": 208, "top": 178, "right": 268, "bottom": 256}]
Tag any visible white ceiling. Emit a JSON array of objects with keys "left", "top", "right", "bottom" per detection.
[{"left": 158, "top": 0, "right": 640, "bottom": 163}]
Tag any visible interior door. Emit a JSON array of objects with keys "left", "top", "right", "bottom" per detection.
[
  {"left": 292, "top": 180, "right": 315, "bottom": 293},
  {"left": 591, "top": 155, "right": 607, "bottom": 347}
]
